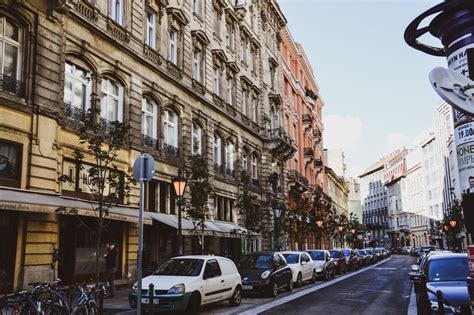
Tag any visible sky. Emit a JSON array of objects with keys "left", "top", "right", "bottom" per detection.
[{"left": 278, "top": 0, "right": 445, "bottom": 177}]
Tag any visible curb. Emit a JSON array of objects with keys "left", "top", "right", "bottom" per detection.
[{"left": 237, "top": 257, "right": 393, "bottom": 315}]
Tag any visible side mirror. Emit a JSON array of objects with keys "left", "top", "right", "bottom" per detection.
[
  {"left": 411, "top": 265, "right": 419, "bottom": 272},
  {"left": 301, "top": 261, "right": 307, "bottom": 266}
]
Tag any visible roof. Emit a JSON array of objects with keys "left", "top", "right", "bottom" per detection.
[
  {"left": 172, "top": 255, "right": 230, "bottom": 260},
  {"left": 242, "top": 251, "right": 277, "bottom": 256},
  {"left": 428, "top": 253, "right": 467, "bottom": 260}
]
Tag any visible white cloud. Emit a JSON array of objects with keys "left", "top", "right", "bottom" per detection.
[{"left": 323, "top": 114, "right": 363, "bottom": 150}]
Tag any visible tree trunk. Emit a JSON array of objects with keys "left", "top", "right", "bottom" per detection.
[{"left": 95, "top": 210, "right": 103, "bottom": 282}]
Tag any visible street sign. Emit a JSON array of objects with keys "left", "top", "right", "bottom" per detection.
[{"left": 133, "top": 154, "right": 156, "bottom": 315}]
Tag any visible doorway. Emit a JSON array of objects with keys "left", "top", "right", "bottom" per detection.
[{"left": 0, "top": 212, "right": 18, "bottom": 294}]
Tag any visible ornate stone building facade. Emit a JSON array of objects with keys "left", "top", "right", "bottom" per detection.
[{"left": 0, "top": 0, "right": 290, "bottom": 291}]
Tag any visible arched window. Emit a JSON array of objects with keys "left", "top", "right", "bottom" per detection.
[
  {"left": 0, "top": 16, "right": 23, "bottom": 94},
  {"left": 191, "top": 122, "right": 202, "bottom": 155},
  {"left": 101, "top": 78, "right": 124, "bottom": 122},
  {"left": 225, "top": 141, "right": 234, "bottom": 175},
  {"left": 163, "top": 109, "right": 178, "bottom": 148},
  {"left": 142, "top": 97, "right": 158, "bottom": 140},
  {"left": 64, "top": 62, "right": 91, "bottom": 119},
  {"left": 213, "top": 133, "right": 222, "bottom": 167}
]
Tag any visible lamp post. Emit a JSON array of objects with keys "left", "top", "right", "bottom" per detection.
[
  {"left": 338, "top": 226, "right": 344, "bottom": 248},
  {"left": 315, "top": 219, "right": 323, "bottom": 248},
  {"left": 172, "top": 169, "right": 187, "bottom": 256},
  {"left": 351, "top": 228, "right": 356, "bottom": 249},
  {"left": 274, "top": 207, "right": 282, "bottom": 251}
]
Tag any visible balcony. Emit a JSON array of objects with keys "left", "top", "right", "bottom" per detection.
[
  {"left": 268, "top": 128, "right": 298, "bottom": 160},
  {"left": 214, "top": 163, "right": 224, "bottom": 175},
  {"left": 305, "top": 87, "right": 318, "bottom": 101},
  {"left": 314, "top": 158, "right": 323, "bottom": 169},
  {"left": 288, "top": 170, "right": 309, "bottom": 188},
  {"left": 302, "top": 113, "right": 313, "bottom": 129},
  {"left": 312, "top": 128, "right": 322, "bottom": 141},
  {"left": 141, "top": 135, "right": 159, "bottom": 150},
  {"left": 64, "top": 103, "right": 86, "bottom": 122},
  {"left": 303, "top": 147, "right": 314, "bottom": 165},
  {"left": 163, "top": 143, "right": 178, "bottom": 157},
  {"left": 0, "top": 74, "right": 25, "bottom": 97},
  {"left": 99, "top": 118, "right": 115, "bottom": 132},
  {"left": 226, "top": 168, "right": 236, "bottom": 178}
]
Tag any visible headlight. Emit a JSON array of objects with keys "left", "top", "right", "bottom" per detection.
[
  {"left": 132, "top": 282, "right": 138, "bottom": 291},
  {"left": 316, "top": 268, "right": 323, "bottom": 272},
  {"left": 167, "top": 283, "right": 185, "bottom": 295},
  {"left": 261, "top": 270, "right": 271, "bottom": 279}
]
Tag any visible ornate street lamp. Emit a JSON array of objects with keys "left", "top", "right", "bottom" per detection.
[
  {"left": 316, "top": 219, "right": 323, "bottom": 228},
  {"left": 172, "top": 169, "right": 187, "bottom": 256},
  {"left": 273, "top": 207, "right": 282, "bottom": 250}
]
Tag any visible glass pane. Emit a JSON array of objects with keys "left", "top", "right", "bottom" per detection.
[
  {"left": 0, "top": 142, "right": 20, "bottom": 180},
  {"left": 0, "top": 18, "right": 3, "bottom": 37},
  {"left": 4, "top": 19, "right": 18, "bottom": 42},
  {"left": 108, "top": 98, "right": 118, "bottom": 121},
  {"left": 64, "top": 78, "right": 72, "bottom": 105},
  {"left": 146, "top": 115, "right": 153, "bottom": 137},
  {"left": 112, "top": 81, "right": 119, "bottom": 96},
  {"left": 3, "top": 43, "right": 18, "bottom": 78}
]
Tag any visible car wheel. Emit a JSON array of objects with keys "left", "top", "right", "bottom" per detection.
[
  {"left": 296, "top": 273, "right": 303, "bottom": 287},
  {"left": 229, "top": 286, "right": 242, "bottom": 306},
  {"left": 269, "top": 281, "right": 279, "bottom": 298},
  {"left": 187, "top": 292, "right": 201, "bottom": 314},
  {"left": 286, "top": 278, "right": 294, "bottom": 292},
  {"left": 310, "top": 271, "right": 317, "bottom": 284},
  {"left": 331, "top": 269, "right": 336, "bottom": 279},
  {"left": 323, "top": 270, "right": 329, "bottom": 281}
]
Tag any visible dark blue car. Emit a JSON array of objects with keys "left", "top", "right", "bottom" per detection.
[{"left": 416, "top": 253, "right": 471, "bottom": 314}]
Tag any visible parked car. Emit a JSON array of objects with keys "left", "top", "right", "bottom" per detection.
[
  {"left": 411, "top": 253, "right": 471, "bottom": 314},
  {"left": 410, "top": 247, "right": 422, "bottom": 257},
  {"left": 329, "top": 249, "right": 347, "bottom": 274},
  {"left": 129, "top": 255, "right": 242, "bottom": 313},
  {"left": 282, "top": 251, "right": 316, "bottom": 287},
  {"left": 306, "top": 250, "right": 336, "bottom": 280},
  {"left": 342, "top": 249, "right": 360, "bottom": 271},
  {"left": 364, "top": 248, "right": 375, "bottom": 264},
  {"left": 357, "top": 250, "right": 370, "bottom": 266},
  {"left": 373, "top": 248, "right": 383, "bottom": 261},
  {"left": 237, "top": 251, "right": 293, "bottom": 297}
]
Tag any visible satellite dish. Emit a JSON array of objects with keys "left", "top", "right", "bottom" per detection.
[{"left": 429, "top": 67, "right": 474, "bottom": 115}]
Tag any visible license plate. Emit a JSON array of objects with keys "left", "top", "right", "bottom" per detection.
[
  {"left": 141, "top": 298, "right": 159, "bottom": 304},
  {"left": 242, "top": 285, "right": 253, "bottom": 290}
]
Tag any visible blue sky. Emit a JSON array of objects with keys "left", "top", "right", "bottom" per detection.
[{"left": 278, "top": 0, "right": 445, "bottom": 177}]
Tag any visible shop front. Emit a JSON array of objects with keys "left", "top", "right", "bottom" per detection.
[{"left": 0, "top": 211, "right": 17, "bottom": 293}]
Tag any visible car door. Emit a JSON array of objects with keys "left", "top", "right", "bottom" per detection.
[
  {"left": 278, "top": 254, "right": 291, "bottom": 287},
  {"left": 325, "top": 251, "right": 334, "bottom": 274},
  {"left": 273, "top": 253, "right": 287, "bottom": 288},
  {"left": 301, "top": 253, "right": 312, "bottom": 280},
  {"left": 201, "top": 259, "right": 225, "bottom": 304}
]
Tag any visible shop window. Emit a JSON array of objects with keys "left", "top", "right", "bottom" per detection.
[{"left": 0, "top": 140, "right": 21, "bottom": 188}]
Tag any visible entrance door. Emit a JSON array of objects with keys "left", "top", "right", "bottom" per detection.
[{"left": 0, "top": 212, "right": 18, "bottom": 293}]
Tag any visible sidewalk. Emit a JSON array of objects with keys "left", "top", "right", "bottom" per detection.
[{"left": 103, "top": 287, "right": 134, "bottom": 315}]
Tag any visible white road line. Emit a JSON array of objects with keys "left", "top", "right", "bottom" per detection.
[
  {"left": 237, "top": 257, "right": 392, "bottom": 315},
  {"left": 407, "top": 285, "right": 417, "bottom": 315}
]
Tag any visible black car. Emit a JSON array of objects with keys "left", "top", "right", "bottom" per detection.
[
  {"left": 364, "top": 248, "right": 375, "bottom": 264},
  {"left": 329, "top": 249, "right": 347, "bottom": 274},
  {"left": 238, "top": 251, "right": 293, "bottom": 298},
  {"left": 342, "top": 249, "right": 360, "bottom": 271},
  {"left": 357, "top": 250, "right": 370, "bottom": 266},
  {"left": 411, "top": 253, "right": 471, "bottom": 314}
]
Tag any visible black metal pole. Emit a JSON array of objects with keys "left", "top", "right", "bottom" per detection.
[{"left": 178, "top": 198, "right": 183, "bottom": 256}]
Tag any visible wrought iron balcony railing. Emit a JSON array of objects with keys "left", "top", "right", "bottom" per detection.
[
  {"left": 141, "top": 134, "right": 159, "bottom": 150},
  {"left": 64, "top": 103, "right": 87, "bottom": 121},
  {"left": 0, "top": 74, "right": 25, "bottom": 97},
  {"left": 163, "top": 143, "right": 178, "bottom": 157}
]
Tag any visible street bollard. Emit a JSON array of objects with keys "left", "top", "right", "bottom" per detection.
[
  {"left": 149, "top": 283, "right": 155, "bottom": 315},
  {"left": 98, "top": 286, "right": 104, "bottom": 315},
  {"left": 418, "top": 280, "right": 432, "bottom": 315},
  {"left": 436, "top": 290, "right": 445, "bottom": 315}
]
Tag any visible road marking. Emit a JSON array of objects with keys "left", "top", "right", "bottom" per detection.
[
  {"left": 360, "top": 288, "right": 393, "bottom": 294},
  {"left": 373, "top": 267, "right": 398, "bottom": 270},
  {"left": 341, "top": 297, "right": 369, "bottom": 303},
  {"left": 237, "top": 257, "right": 392, "bottom": 315}
]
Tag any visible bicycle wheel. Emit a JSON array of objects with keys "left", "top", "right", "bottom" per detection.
[
  {"left": 42, "top": 304, "right": 67, "bottom": 315},
  {"left": 1, "top": 303, "right": 22, "bottom": 315}
]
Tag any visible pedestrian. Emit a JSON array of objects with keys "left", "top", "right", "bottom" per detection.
[{"left": 104, "top": 243, "right": 117, "bottom": 297}]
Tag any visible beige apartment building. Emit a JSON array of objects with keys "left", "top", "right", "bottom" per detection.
[{"left": 0, "top": 0, "right": 291, "bottom": 292}]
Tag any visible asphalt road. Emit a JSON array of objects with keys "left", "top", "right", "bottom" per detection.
[{"left": 259, "top": 255, "right": 416, "bottom": 315}]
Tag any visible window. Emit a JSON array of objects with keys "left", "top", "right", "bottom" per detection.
[
  {"left": 213, "top": 7, "right": 221, "bottom": 36},
  {"left": 169, "top": 28, "right": 178, "bottom": 65},
  {"left": 193, "top": 50, "right": 202, "bottom": 82},
  {"left": 0, "top": 17, "right": 21, "bottom": 84},
  {"left": 242, "top": 89, "right": 247, "bottom": 115},
  {"left": 0, "top": 140, "right": 21, "bottom": 188},
  {"left": 192, "top": 122, "right": 202, "bottom": 155},
  {"left": 64, "top": 62, "right": 91, "bottom": 115},
  {"left": 193, "top": 0, "right": 201, "bottom": 16},
  {"left": 100, "top": 78, "right": 123, "bottom": 122},
  {"left": 249, "top": 47, "right": 254, "bottom": 72},
  {"left": 242, "top": 151, "right": 248, "bottom": 173},
  {"left": 251, "top": 96, "right": 257, "bottom": 122},
  {"left": 204, "top": 259, "right": 222, "bottom": 278},
  {"left": 213, "top": 67, "right": 221, "bottom": 96},
  {"left": 226, "top": 77, "right": 233, "bottom": 104},
  {"left": 226, "top": 21, "right": 234, "bottom": 49},
  {"left": 142, "top": 98, "right": 158, "bottom": 139},
  {"left": 111, "top": 0, "right": 124, "bottom": 25},
  {"left": 214, "top": 134, "right": 222, "bottom": 166},
  {"left": 225, "top": 142, "right": 234, "bottom": 173},
  {"left": 163, "top": 110, "right": 178, "bottom": 148},
  {"left": 145, "top": 11, "right": 156, "bottom": 49},
  {"left": 251, "top": 154, "right": 258, "bottom": 179}
]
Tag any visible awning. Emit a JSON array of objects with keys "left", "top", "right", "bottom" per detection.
[
  {"left": 147, "top": 212, "right": 258, "bottom": 238},
  {"left": 0, "top": 188, "right": 152, "bottom": 225}
]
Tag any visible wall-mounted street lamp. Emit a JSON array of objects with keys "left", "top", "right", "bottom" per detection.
[
  {"left": 172, "top": 169, "right": 187, "bottom": 256},
  {"left": 450, "top": 219, "right": 457, "bottom": 228},
  {"left": 316, "top": 219, "right": 323, "bottom": 228}
]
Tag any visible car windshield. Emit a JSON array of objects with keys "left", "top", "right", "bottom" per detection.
[
  {"left": 283, "top": 254, "right": 300, "bottom": 264},
  {"left": 329, "top": 251, "right": 340, "bottom": 258},
  {"left": 428, "top": 258, "right": 469, "bottom": 282},
  {"left": 357, "top": 251, "right": 366, "bottom": 255},
  {"left": 153, "top": 258, "right": 204, "bottom": 276},
  {"left": 366, "top": 249, "right": 373, "bottom": 254},
  {"left": 238, "top": 254, "right": 273, "bottom": 269},
  {"left": 308, "top": 251, "right": 324, "bottom": 261},
  {"left": 375, "top": 249, "right": 381, "bottom": 253},
  {"left": 342, "top": 250, "right": 351, "bottom": 256}
]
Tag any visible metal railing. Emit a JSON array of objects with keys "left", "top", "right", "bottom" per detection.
[
  {"left": 64, "top": 103, "right": 87, "bottom": 121},
  {"left": 0, "top": 74, "right": 25, "bottom": 97},
  {"left": 141, "top": 134, "right": 159, "bottom": 150}
]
